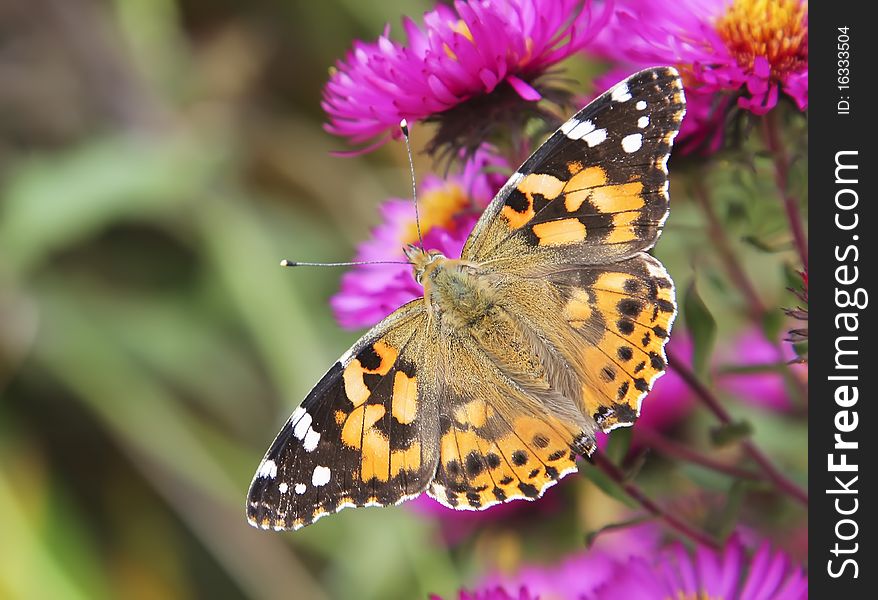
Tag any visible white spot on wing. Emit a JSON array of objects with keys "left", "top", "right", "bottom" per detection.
[
  {"left": 622, "top": 133, "right": 643, "bottom": 153},
  {"left": 289, "top": 406, "right": 306, "bottom": 425},
  {"left": 257, "top": 459, "right": 277, "bottom": 479},
  {"left": 312, "top": 465, "right": 331, "bottom": 487},
  {"left": 293, "top": 411, "right": 312, "bottom": 440},
  {"left": 278, "top": 482, "right": 288, "bottom": 494},
  {"left": 611, "top": 82, "right": 632, "bottom": 102},
  {"left": 568, "top": 119, "right": 596, "bottom": 140},
  {"left": 638, "top": 116, "right": 650, "bottom": 128},
  {"left": 636, "top": 100, "right": 647, "bottom": 110},
  {"left": 583, "top": 128, "right": 607, "bottom": 147},
  {"left": 560, "top": 118, "right": 580, "bottom": 137},
  {"left": 303, "top": 427, "right": 321, "bottom": 452},
  {"left": 295, "top": 483, "right": 307, "bottom": 495}
]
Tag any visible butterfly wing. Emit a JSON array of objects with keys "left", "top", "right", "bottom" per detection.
[
  {"left": 247, "top": 300, "right": 438, "bottom": 531},
  {"left": 461, "top": 67, "right": 685, "bottom": 271},
  {"left": 509, "top": 253, "right": 678, "bottom": 433},
  {"left": 460, "top": 67, "right": 684, "bottom": 436},
  {"left": 421, "top": 328, "right": 585, "bottom": 510}
]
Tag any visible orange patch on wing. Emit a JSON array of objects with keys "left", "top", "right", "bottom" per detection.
[
  {"left": 593, "top": 271, "right": 634, "bottom": 293},
  {"left": 511, "top": 415, "right": 578, "bottom": 463},
  {"left": 532, "top": 218, "right": 587, "bottom": 246},
  {"left": 563, "top": 288, "right": 593, "bottom": 328},
  {"left": 361, "top": 428, "right": 390, "bottom": 481},
  {"left": 566, "top": 166, "right": 607, "bottom": 192},
  {"left": 518, "top": 173, "right": 566, "bottom": 200},
  {"left": 503, "top": 173, "right": 566, "bottom": 230},
  {"left": 566, "top": 160, "right": 584, "bottom": 174},
  {"left": 343, "top": 360, "right": 371, "bottom": 407},
  {"left": 363, "top": 340, "right": 398, "bottom": 375},
  {"left": 440, "top": 428, "right": 482, "bottom": 465},
  {"left": 605, "top": 211, "right": 640, "bottom": 245},
  {"left": 453, "top": 400, "right": 493, "bottom": 429},
  {"left": 341, "top": 404, "right": 386, "bottom": 449},
  {"left": 589, "top": 182, "right": 645, "bottom": 213},
  {"left": 501, "top": 204, "right": 534, "bottom": 230},
  {"left": 391, "top": 371, "right": 418, "bottom": 424},
  {"left": 563, "top": 189, "right": 591, "bottom": 213},
  {"left": 390, "top": 441, "right": 422, "bottom": 476}
]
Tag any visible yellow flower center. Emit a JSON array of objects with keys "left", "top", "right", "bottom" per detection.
[
  {"left": 401, "top": 182, "right": 469, "bottom": 245},
  {"left": 715, "top": 0, "right": 807, "bottom": 78}
]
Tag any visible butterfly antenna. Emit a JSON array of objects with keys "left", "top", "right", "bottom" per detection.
[
  {"left": 280, "top": 259, "right": 410, "bottom": 268},
  {"left": 400, "top": 119, "right": 424, "bottom": 251}
]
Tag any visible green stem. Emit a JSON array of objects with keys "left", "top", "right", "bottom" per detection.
[
  {"left": 590, "top": 451, "right": 721, "bottom": 549},
  {"left": 667, "top": 348, "right": 808, "bottom": 507},
  {"left": 763, "top": 110, "right": 808, "bottom": 270}
]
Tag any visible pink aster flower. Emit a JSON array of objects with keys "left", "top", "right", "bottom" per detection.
[
  {"left": 435, "top": 523, "right": 661, "bottom": 599},
  {"left": 586, "top": 535, "right": 808, "bottom": 599},
  {"left": 716, "top": 329, "right": 807, "bottom": 413},
  {"left": 593, "top": 0, "right": 807, "bottom": 145},
  {"left": 331, "top": 149, "right": 508, "bottom": 329},
  {"left": 323, "top": 0, "right": 611, "bottom": 154},
  {"left": 480, "top": 522, "right": 663, "bottom": 598}
]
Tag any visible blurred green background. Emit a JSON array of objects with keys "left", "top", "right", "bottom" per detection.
[{"left": 0, "top": 1, "right": 807, "bottom": 599}]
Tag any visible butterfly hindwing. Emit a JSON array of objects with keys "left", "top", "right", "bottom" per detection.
[
  {"left": 247, "top": 300, "right": 439, "bottom": 531},
  {"left": 428, "top": 400, "right": 581, "bottom": 510},
  {"left": 462, "top": 67, "right": 685, "bottom": 269},
  {"left": 545, "top": 252, "right": 676, "bottom": 431}
]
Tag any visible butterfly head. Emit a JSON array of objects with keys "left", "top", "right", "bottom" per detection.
[{"left": 404, "top": 244, "right": 445, "bottom": 285}]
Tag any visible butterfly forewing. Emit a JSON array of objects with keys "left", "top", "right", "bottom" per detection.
[
  {"left": 247, "top": 301, "right": 439, "bottom": 531},
  {"left": 462, "top": 67, "right": 685, "bottom": 269}
]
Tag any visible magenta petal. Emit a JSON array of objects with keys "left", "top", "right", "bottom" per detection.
[
  {"left": 323, "top": 0, "right": 608, "bottom": 153},
  {"left": 753, "top": 55, "right": 771, "bottom": 78},
  {"left": 507, "top": 75, "right": 542, "bottom": 101}
]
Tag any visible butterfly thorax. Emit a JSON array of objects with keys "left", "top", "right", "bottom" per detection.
[{"left": 406, "top": 246, "right": 499, "bottom": 331}]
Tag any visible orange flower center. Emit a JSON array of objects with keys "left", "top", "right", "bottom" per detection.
[
  {"left": 400, "top": 183, "right": 469, "bottom": 245},
  {"left": 715, "top": 0, "right": 808, "bottom": 78}
]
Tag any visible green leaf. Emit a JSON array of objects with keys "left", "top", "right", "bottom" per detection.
[
  {"left": 683, "top": 280, "right": 716, "bottom": 378},
  {"left": 584, "top": 515, "right": 652, "bottom": 549},
  {"left": 0, "top": 135, "right": 219, "bottom": 273},
  {"left": 605, "top": 427, "right": 633, "bottom": 464},
  {"left": 581, "top": 466, "right": 638, "bottom": 509},
  {"left": 709, "top": 420, "right": 754, "bottom": 447},
  {"left": 761, "top": 308, "right": 785, "bottom": 342},
  {"left": 707, "top": 479, "right": 749, "bottom": 540}
]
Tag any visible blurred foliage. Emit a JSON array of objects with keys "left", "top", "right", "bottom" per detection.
[{"left": 1, "top": 1, "right": 807, "bottom": 599}]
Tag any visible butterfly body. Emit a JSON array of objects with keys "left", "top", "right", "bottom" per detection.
[{"left": 248, "top": 67, "right": 685, "bottom": 530}]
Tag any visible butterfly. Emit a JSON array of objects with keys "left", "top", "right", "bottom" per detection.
[{"left": 247, "top": 66, "right": 685, "bottom": 531}]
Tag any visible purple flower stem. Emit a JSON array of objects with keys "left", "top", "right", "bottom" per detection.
[
  {"left": 692, "top": 179, "right": 808, "bottom": 403},
  {"left": 762, "top": 110, "right": 808, "bottom": 270},
  {"left": 667, "top": 348, "right": 809, "bottom": 507},
  {"left": 635, "top": 429, "right": 763, "bottom": 481},
  {"left": 692, "top": 179, "right": 766, "bottom": 320},
  {"left": 589, "top": 451, "right": 721, "bottom": 549}
]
